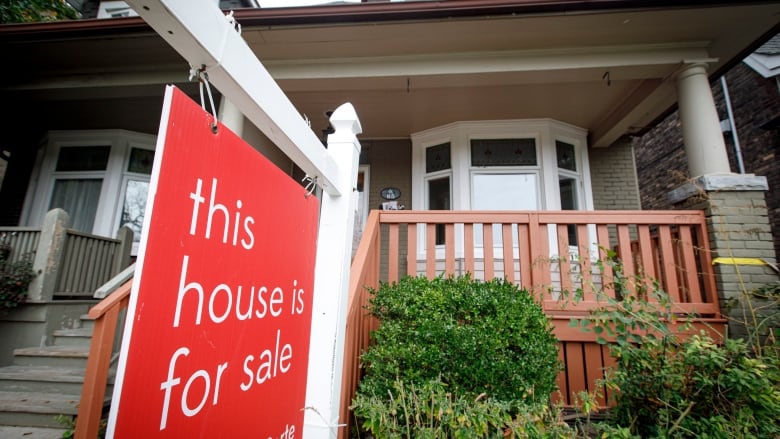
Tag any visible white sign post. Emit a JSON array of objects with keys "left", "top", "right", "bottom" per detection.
[{"left": 123, "top": 1, "right": 361, "bottom": 437}]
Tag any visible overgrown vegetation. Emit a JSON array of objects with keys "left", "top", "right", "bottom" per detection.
[
  {"left": 0, "top": 242, "right": 36, "bottom": 311},
  {"left": 350, "top": 253, "right": 780, "bottom": 438},
  {"left": 353, "top": 275, "right": 561, "bottom": 437},
  {"left": 572, "top": 257, "right": 780, "bottom": 438}
]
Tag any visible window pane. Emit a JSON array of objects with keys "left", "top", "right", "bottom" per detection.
[
  {"left": 428, "top": 176, "right": 450, "bottom": 245},
  {"left": 428, "top": 177, "right": 450, "bottom": 210},
  {"left": 472, "top": 173, "right": 537, "bottom": 248},
  {"left": 472, "top": 174, "right": 538, "bottom": 210},
  {"left": 120, "top": 179, "right": 150, "bottom": 243},
  {"left": 559, "top": 177, "right": 578, "bottom": 210},
  {"left": 556, "top": 141, "right": 577, "bottom": 172},
  {"left": 425, "top": 143, "right": 451, "bottom": 173},
  {"left": 470, "top": 139, "right": 536, "bottom": 167},
  {"left": 49, "top": 179, "right": 102, "bottom": 232},
  {"left": 127, "top": 148, "right": 155, "bottom": 174},
  {"left": 559, "top": 176, "right": 578, "bottom": 245},
  {"left": 55, "top": 146, "right": 110, "bottom": 172}
]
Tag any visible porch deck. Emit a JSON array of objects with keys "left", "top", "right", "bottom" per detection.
[{"left": 342, "top": 209, "right": 725, "bottom": 437}]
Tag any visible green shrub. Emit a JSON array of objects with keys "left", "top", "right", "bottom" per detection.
[
  {"left": 574, "top": 261, "right": 780, "bottom": 438},
  {"left": 357, "top": 275, "right": 560, "bottom": 404},
  {"left": 0, "top": 251, "right": 36, "bottom": 311}
]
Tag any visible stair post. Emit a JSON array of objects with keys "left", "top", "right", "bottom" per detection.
[
  {"left": 112, "top": 226, "right": 133, "bottom": 276},
  {"left": 27, "top": 209, "right": 69, "bottom": 302}
]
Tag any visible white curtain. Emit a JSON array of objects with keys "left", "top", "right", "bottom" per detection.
[{"left": 49, "top": 179, "right": 102, "bottom": 232}]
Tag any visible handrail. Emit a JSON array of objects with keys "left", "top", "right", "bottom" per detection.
[
  {"left": 75, "top": 278, "right": 133, "bottom": 439},
  {"left": 339, "top": 210, "right": 381, "bottom": 432}
]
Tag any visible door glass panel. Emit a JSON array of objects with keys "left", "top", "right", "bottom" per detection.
[
  {"left": 49, "top": 179, "right": 102, "bottom": 232},
  {"left": 119, "top": 179, "right": 150, "bottom": 244}
]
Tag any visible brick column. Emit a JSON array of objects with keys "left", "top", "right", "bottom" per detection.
[{"left": 670, "top": 175, "right": 779, "bottom": 339}]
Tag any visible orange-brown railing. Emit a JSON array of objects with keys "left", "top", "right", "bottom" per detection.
[
  {"left": 74, "top": 279, "right": 132, "bottom": 439},
  {"left": 339, "top": 210, "right": 725, "bottom": 438}
]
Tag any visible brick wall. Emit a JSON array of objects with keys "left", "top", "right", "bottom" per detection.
[
  {"left": 678, "top": 190, "right": 779, "bottom": 338},
  {"left": 589, "top": 136, "right": 641, "bottom": 211},
  {"left": 634, "top": 62, "right": 780, "bottom": 260}
]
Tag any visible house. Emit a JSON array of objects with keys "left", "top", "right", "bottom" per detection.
[{"left": 1, "top": 0, "right": 779, "bottom": 435}]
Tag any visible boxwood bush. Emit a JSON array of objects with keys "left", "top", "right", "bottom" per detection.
[{"left": 357, "top": 275, "right": 560, "bottom": 404}]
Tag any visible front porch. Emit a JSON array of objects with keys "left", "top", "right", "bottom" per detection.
[{"left": 341, "top": 209, "right": 726, "bottom": 436}]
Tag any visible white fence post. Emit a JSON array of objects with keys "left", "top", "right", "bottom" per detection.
[{"left": 304, "top": 103, "right": 362, "bottom": 438}]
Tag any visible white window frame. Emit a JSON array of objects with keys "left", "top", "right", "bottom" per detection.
[
  {"left": 23, "top": 130, "right": 157, "bottom": 245},
  {"left": 410, "top": 119, "right": 592, "bottom": 258}
]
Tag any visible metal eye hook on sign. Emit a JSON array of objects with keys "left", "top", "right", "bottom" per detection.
[
  {"left": 302, "top": 175, "right": 319, "bottom": 198},
  {"left": 189, "top": 65, "right": 219, "bottom": 133}
]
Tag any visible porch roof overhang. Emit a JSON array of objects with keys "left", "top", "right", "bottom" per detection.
[{"left": 2, "top": 1, "right": 779, "bottom": 147}]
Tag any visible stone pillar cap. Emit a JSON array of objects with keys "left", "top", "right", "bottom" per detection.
[{"left": 668, "top": 174, "right": 769, "bottom": 204}]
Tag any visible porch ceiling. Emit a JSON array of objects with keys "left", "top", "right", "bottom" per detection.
[{"left": 2, "top": 2, "right": 779, "bottom": 146}]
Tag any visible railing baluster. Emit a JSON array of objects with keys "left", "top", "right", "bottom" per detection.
[
  {"left": 576, "top": 224, "right": 593, "bottom": 300},
  {"left": 637, "top": 225, "right": 656, "bottom": 299},
  {"left": 502, "top": 223, "right": 514, "bottom": 283},
  {"left": 657, "top": 225, "right": 681, "bottom": 302},
  {"left": 388, "top": 224, "right": 399, "bottom": 283},
  {"left": 445, "top": 223, "right": 455, "bottom": 276},
  {"left": 596, "top": 224, "right": 615, "bottom": 299},
  {"left": 517, "top": 223, "right": 532, "bottom": 289},
  {"left": 426, "top": 223, "right": 436, "bottom": 278},
  {"left": 677, "top": 226, "right": 702, "bottom": 304},
  {"left": 694, "top": 220, "right": 718, "bottom": 305},
  {"left": 407, "top": 223, "right": 417, "bottom": 277},
  {"left": 483, "top": 223, "right": 495, "bottom": 279},
  {"left": 557, "top": 224, "right": 572, "bottom": 296},
  {"left": 616, "top": 224, "right": 635, "bottom": 295},
  {"left": 464, "top": 223, "right": 475, "bottom": 276}
]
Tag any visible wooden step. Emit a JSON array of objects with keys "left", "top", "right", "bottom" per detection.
[
  {"left": 13, "top": 346, "right": 89, "bottom": 369},
  {"left": 0, "top": 365, "right": 89, "bottom": 394},
  {"left": 0, "top": 391, "right": 79, "bottom": 428},
  {"left": 0, "top": 425, "right": 67, "bottom": 438},
  {"left": 52, "top": 328, "right": 93, "bottom": 348}
]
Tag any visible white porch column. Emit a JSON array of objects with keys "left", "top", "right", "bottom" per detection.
[
  {"left": 304, "top": 103, "right": 362, "bottom": 438},
  {"left": 217, "top": 97, "right": 245, "bottom": 136},
  {"left": 674, "top": 63, "right": 731, "bottom": 178}
]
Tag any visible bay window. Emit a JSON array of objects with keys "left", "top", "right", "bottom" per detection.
[{"left": 411, "top": 119, "right": 593, "bottom": 255}]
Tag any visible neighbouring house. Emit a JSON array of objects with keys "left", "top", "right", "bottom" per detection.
[{"left": 1, "top": 0, "right": 779, "bottom": 435}]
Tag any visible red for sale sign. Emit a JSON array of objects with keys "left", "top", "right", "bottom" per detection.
[{"left": 108, "top": 86, "right": 320, "bottom": 438}]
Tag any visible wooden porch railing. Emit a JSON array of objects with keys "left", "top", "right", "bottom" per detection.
[
  {"left": 55, "top": 229, "right": 131, "bottom": 298},
  {"left": 0, "top": 228, "right": 40, "bottom": 263},
  {"left": 74, "top": 278, "right": 133, "bottom": 439},
  {"left": 0, "top": 213, "right": 132, "bottom": 300},
  {"left": 339, "top": 210, "right": 725, "bottom": 438}
]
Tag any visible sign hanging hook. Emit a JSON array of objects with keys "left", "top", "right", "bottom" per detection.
[
  {"left": 302, "top": 175, "right": 319, "bottom": 198},
  {"left": 189, "top": 65, "right": 219, "bottom": 133}
]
